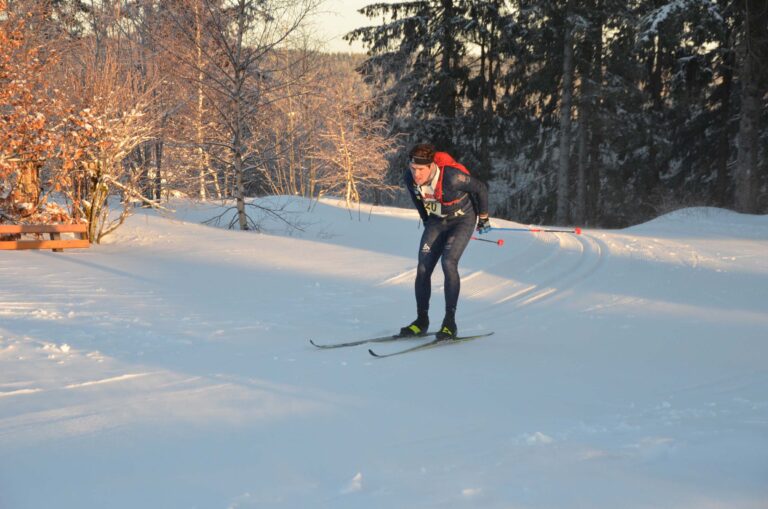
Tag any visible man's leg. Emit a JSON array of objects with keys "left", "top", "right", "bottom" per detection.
[
  {"left": 401, "top": 221, "right": 447, "bottom": 336},
  {"left": 438, "top": 215, "right": 476, "bottom": 336},
  {"left": 415, "top": 220, "right": 447, "bottom": 316}
]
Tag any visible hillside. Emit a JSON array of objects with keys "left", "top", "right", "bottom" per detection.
[{"left": 1, "top": 198, "right": 766, "bottom": 509}]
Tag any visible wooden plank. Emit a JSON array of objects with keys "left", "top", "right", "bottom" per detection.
[
  {"left": 0, "top": 224, "right": 88, "bottom": 234},
  {"left": 0, "top": 239, "right": 90, "bottom": 250}
]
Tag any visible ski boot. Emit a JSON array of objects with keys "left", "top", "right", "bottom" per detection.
[
  {"left": 436, "top": 316, "right": 457, "bottom": 340},
  {"left": 399, "top": 316, "right": 429, "bottom": 337}
]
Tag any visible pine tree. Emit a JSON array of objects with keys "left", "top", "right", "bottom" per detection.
[
  {"left": 347, "top": 1, "right": 469, "bottom": 153},
  {"left": 455, "top": 0, "right": 514, "bottom": 181},
  {"left": 734, "top": 0, "right": 768, "bottom": 212}
]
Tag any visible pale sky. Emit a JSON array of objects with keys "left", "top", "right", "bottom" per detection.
[{"left": 311, "top": 0, "right": 390, "bottom": 54}]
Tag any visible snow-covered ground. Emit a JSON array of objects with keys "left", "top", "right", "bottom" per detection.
[{"left": 1, "top": 197, "right": 766, "bottom": 509}]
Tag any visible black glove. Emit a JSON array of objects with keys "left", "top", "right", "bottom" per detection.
[{"left": 476, "top": 216, "right": 491, "bottom": 234}]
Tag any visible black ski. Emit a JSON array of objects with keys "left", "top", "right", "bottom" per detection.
[
  {"left": 368, "top": 332, "right": 494, "bottom": 358},
  {"left": 310, "top": 332, "right": 435, "bottom": 349}
]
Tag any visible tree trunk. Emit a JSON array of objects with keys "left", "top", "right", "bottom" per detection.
[
  {"left": 229, "top": 0, "right": 249, "bottom": 230},
  {"left": 645, "top": 34, "right": 666, "bottom": 199},
  {"left": 575, "top": 103, "right": 588, "bottom": 225},
  {"left": 194, "top": 0, "right": 207, "bottom": 200},
  {"left": 154, "top": 140, "right": 163, "bottom": 201},
  {"left": 715, "top": 42, "right": 734, "bottom": 206},
  {"left": 556, "top": 17, "right": 575, "bottom": 225},
  {"left": 479, "top": 41, "right": 491, "bottom": 179},
  {"left": 480, "top": 19, "right": 497, "bottom": 182},
  {"left": 575, "top": 5, "right": 597, "bottom": 226},
  {"left": 436, "top": 0, "right": 456, "bottom": 150},
  {"left": 234, "top": 82, "right": 248, "bottom": 230},
  {"left": 735, "top": 0, "right": 767, "bottom": 212},
  {"left": 142, "top": 142, "right": 152, "bottom": 199},
  {"left": 587, "top": 2, "right": 603, "bottom": 225},
  {"left": 9, "top": 162, "right": 41, "bottom": 219}
]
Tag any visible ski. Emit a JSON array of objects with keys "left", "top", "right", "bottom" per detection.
[
  {"left": 368, "top": 332, "right": 494, "bottom": 358},
  {"left": 310, "top": 332, "right": 435, "bottom": 349}
]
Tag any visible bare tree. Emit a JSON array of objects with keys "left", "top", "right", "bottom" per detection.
[
  {"left": 57, "top": 38, "right": 161, "bottom": 242},
  {"left": 312, "top": 65, "right": 398, "bottom": 209},
  {"left": 159, "top": 0, "right": 320, "bottom": 229}
]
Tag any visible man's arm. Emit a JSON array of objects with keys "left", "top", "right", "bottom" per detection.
[
  {"left": 404, "top": 170, "right": 429, "bottom": 222},
  {"left": 446, "top": 168, "right": 489, "bottom": 217}
]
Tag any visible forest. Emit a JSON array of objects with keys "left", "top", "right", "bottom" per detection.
[{"left": 1, "top": 0, "right": 767, "bottom": 240}]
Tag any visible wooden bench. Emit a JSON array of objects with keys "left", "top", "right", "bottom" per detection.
[{"left": 0, "top": 224, "right": 90, "bottom": 252}]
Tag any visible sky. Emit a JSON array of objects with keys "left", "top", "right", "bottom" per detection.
[{"left": 312, "top": 0, "right": 385, "bottom": 53}]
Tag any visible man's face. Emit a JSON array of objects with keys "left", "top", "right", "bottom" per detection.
[{"left": 410, "top": 163, "right": 434, "bottom": 186}]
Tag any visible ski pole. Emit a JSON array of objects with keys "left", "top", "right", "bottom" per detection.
[
  {"left": 489, "top": 226, "right": 582, "bottom": 235},
  {"left": 472, "top": 236, "right": 504, "bottom": 246}
]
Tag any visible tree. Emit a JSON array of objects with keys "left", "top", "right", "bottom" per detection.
[
  {"left": 573, "top": 0, "right": 603, "bottom": 225},
  {"left": 161, "top": 0, "right": 320, "bottom": 230},
  {"left": 348, "top": 1, "right": 469, "bottom": 153},
  {"left": 734, "top": 0, "right": 768, "bottom": 212},
  {"left": 312, "top": 62, "right": 399, "bottom": 209},
  {"left": 556, "top": 3, "right": 575, "bottom": 225},
  {"left": 57, "top": 40, "right": 161, "bottom": 242},
  {"left": 0, "top": 1, "right": 57, "bottom": 221},
  {"left": 460, "top": 0, "right": 509, "bottom": 181}
]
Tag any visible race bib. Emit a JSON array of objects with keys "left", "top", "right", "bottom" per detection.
[{"left": 423, "top": 200, "right": 443, "bottom": 217}]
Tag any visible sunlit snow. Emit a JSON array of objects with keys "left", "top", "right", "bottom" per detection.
[{"left": 1, "top": 197, "right": 766, "bottom": 508}]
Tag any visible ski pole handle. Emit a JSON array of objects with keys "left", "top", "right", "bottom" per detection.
[{"left": 472, "top": 236, "right": 504, "bottom": 246}]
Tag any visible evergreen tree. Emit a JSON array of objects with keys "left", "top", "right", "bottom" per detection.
[
  {"left": 347, "top": 1, "right": 469, "bottom": 153},
  {"left": 349, "top": 0, "right": 767, "bottom": 225},
  {"left": 734, "top": 0, "right": 768, "bottom": 212},
  {"left": 457, "top": 0, "right": 509, "bottom": 180}
]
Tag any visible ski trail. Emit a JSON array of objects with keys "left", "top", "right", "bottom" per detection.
[
  {"left": 377, "top": 267, "right": 417, "bottom": 287},
  {"left": 64, "top": 373, "right": 154, "bottom": 389},
  {"left": 492, "top": 232, "right": 604, "bottom": 308},
  {"left": 0, "top": 388, "right": 43, "bottom": 398},
  {"left": 464, "top": 232, "right": 606, "bottom": 316},
  {"left": 462, "top": 233, "right": 560, "bottom": 301},
  {"left": 509, "top": 232, "right": 606, "bottom": 308},
  {"left": 377, "top": 231, "right": 540, "bottom": 290}
]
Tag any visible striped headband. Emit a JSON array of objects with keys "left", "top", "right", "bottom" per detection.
[{"left": 410, "top": 156, "right": 433, "bottom": 165}]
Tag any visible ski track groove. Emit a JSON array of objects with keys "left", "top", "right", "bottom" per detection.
[
  {"left": 494, "top": 232, "right": 602, "bottom": 308},
  {"left": 462, "top": 233, "right": 560, "bottom": 301},
  {"left": 465, "top": 232, "right": 606, "bottom": 317}
]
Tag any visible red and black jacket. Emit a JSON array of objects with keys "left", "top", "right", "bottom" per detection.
[{"left": 404, "top": 152, "right": 489, "bottom": 222}]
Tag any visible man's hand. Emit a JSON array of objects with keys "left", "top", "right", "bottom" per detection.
[{"left": 476, "top": 215, "right": 491, "bottom": 234}]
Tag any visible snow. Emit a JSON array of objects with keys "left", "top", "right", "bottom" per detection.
[
  {"left": 1, "top": 197, "right": 766, "bottom": 509},
  {"left": 638, "top": 0, "right": 724, "bottom": 42}
]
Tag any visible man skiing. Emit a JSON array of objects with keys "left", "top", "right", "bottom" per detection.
[{"left": 401, "top": 143, "right": 490, "bottom": 340}]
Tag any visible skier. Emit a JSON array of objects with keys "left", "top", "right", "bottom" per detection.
[{"left": 400, "top": 143, "right": 490, "bottom": 340}]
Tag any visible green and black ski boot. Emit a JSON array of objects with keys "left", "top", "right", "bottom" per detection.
[
  {"left": 436, "top": 316, "right": 457, "bottom": 340},
  {"left": 399, "top": 316, "right": 429, "bottom": 337}
]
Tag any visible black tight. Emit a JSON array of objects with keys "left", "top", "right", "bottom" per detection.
[{"left": 415, "top": 213, "right": 476, "bottom": 317}]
